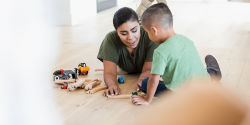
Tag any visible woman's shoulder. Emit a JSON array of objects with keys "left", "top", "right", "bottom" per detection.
[
  {"left": 139, "top": 25, "right": 155, "bottom": 45},
  {"left": 103, "top": 30, "right": 121, "bottom": 44}
]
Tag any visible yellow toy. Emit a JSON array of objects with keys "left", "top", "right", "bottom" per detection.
[{"left": 75, "top": 63, "right": 90, "bottom": 75}]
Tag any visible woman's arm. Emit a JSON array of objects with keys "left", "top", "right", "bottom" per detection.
[
  {"left": 135, "top": 61, "right": 152, "bottom": 91},
  {"left": 102, "top": 60, "right": 121, "bottom": 96}
]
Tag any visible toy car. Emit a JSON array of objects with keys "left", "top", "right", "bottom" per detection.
[
  {"left": 53, "top": 69, "right": 77, "bottom": 81},
  {"left": 75, "top": 63, "right": 90, "bottom": 75},
  {"left": 118, "top": 76, "right": 124, "bottom": 83},
  {"left": 132, "top": 91, "right": 138, "bottom": 96},
  {"left": 61, "top": 82, "right": 68, "bottom": 89}
]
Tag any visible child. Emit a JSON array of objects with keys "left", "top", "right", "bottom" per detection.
[{"left": 132, "top": 3, "right": 222, "bottom": 105}]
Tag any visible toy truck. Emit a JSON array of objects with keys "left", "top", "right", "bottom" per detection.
[
  {"left": 53, "top": 69, "right": 77, "bottom": 81},
  {"left": 75, "top": 63, "right": 90, "bottom": 75}
]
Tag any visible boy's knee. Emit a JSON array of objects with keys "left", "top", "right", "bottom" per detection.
[
  {"left": 141, "top": 78, "right": 149, "bottom": 93},
  {"left": 142, "top": 78, "right": 149, "bottom": 83}
]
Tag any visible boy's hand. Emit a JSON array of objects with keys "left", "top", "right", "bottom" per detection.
[
  {"left": 132, "top": 95, "right": 150, "bottom": 105},
  {"left": 102, "top": 85, "right": 121, "bottom": 96},
  {"left": 135, "top": 79, "right": 143, "bottom": 91}
]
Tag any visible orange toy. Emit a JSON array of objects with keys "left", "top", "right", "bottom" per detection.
[{"left": 75, "top": 63, "right": 90, "bottom": 75}]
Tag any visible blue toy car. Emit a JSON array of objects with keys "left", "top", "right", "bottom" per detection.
[{"left": 118, "top": 76, "right": 124, "bottom": 83}]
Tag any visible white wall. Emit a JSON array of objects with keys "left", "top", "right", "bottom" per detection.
[
  {"left": 117, "top": 0, "right": 136, "bottom": 6},
  {"left": 0, "top": 0, "right": 62, "bottom": 124},
  {"left": 45, "top": 0, "right": 97, "bottom": 25},
  {"left": 70, "top": 0, "right": 97, "bottom": 25}
]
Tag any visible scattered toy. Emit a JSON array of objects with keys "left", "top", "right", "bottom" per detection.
[
  {"left": 132, "top": 91, "right": 139, "bottom": 96},
  {"left": 54, "top": 79, "right": 75, "bottom": 84},
  {"left": 61, "top": 82, "right": 68, "bottom": 89},
  {"left": 86, "top": 86, "right": 108, "bottom": 94},
  {"left": 95, "top": 69, "right": 128, "bottom": 75},
  {"left": 85, "top": 79, "right": 102, "bottom": 90},
  {"left": 67, "top": 78, "right": 86, "bottom": 91},
  {"left": 53, "top": 69, "right": 77, "bottom": 81},
  {"left": 118, "top": 76, "right": 124, "bottom": 83},
  {"left": 67, "top": 78, "right": 102, "bottom": 91},
  {"left": 107, "top": 92, "right": 146, "bottom": 99},
  {"left": 75, "top": 63, "right": 90, "bottom": 75}
]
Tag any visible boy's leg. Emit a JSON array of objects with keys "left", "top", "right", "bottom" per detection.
[
  {"left": 141, "top": 78, "right": 168, "bottom": 96},
  {"left": 205, "top": 55, "right": 222, "bottom": 81}
]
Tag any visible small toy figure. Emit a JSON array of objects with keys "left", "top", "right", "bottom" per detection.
[
  {"left": 75, "top": 63, "right": 90, "bottom": 75},
  {"left": 118, "top": 76, "right": 124, "bottom": 83},
  {"left": 53, "top": 69, "right": 77, "bottom": 81},
  {"left": 132, "top": 91, "right": 139, "bottom": 96}
]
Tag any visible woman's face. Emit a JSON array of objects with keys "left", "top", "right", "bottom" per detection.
[{"left": 117, "top": 20, "right": 140, "bottom": 49}]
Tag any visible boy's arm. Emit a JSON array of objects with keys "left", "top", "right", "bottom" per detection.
[
  {"left": 132, "top": 74, "right": 160, "bottom": 105},
  {"left": 145, "top": 74, "right": 161, "bottom": 103},
  {"left": 135, "top": 61, "right": 152, "bottom": 91}
]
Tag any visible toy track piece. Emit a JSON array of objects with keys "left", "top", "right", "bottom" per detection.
[
  {"left": 54, "top": 79, "right": 75, "bottom": 84},
  {"left": 85, "top": 79, "right": 102, "bottom": 90},
  {"left": 107, "top": 95, "right": 131, "bottom": 99},
  {"left": 86, "top": 86, "right": 108, "bottom": 94},
  {"left": 107, "top": 92, "right": 146, "bottom": 99},
  {"left": 95, "top": 69, "right": 128, "bottom": 75},
  {"left": 67, "top": 79, "right": 86, "bottom": 91}
]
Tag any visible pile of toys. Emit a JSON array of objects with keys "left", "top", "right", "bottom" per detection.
[{"left": 53, "top": 63, "right": 124, "bottom": 94}]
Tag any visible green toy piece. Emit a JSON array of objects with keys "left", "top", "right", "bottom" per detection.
[{"left": 132, "top": 91, "right": 139, "bottom": 96}]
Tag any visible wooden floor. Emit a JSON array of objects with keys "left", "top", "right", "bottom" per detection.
[{"left": 52, "top": 1, "right": 250, "bottom": 125}]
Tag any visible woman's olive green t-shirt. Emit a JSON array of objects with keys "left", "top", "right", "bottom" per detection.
[{"left": 97, "top": 26, "right": 158, "bottom": 73}]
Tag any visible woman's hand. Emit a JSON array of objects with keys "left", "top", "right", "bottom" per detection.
[
  {"left": 102, "top": 85, "right": 121, "bottom": 96},
  {"left": 132, "top": 95, "right": 150, "bottom": 105},
  {"left": 135, "top": 79, "right": 143, "bottom": 91}
]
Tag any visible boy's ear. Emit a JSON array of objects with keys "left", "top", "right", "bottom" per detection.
[{"left": 151, "top": 26, "right": 158, "bottom": 35}]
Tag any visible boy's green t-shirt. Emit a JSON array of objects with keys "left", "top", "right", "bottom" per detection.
[
  {"left": 97, "top": 26, "right": 158, "bottom": 73},
  {"left": 151, "top": 34, "right": 210, "bottom": 91}
]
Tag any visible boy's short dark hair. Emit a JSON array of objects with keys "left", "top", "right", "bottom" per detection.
[{"left": 141, "top": 3, "right": 173, "bottom": 30}]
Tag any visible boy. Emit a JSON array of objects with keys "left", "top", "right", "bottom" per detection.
[{"left": 132, "top": 3, "right": 222, "bottom": 105}]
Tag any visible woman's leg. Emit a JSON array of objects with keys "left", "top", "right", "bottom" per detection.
[{"left": 141, "top": 78, "right": 168, "bottom": 96}]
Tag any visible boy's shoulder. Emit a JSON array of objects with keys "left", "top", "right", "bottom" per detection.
[
  {"left": 154, "top": 34, "right": 194, "bottom": 57},
  {"left": 160, "top": 34, "right": 193, "bottom": 48}
]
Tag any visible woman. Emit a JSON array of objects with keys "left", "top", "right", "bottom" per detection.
[{"left": 97, "top": 7, "right": 158, "bottom": 96}]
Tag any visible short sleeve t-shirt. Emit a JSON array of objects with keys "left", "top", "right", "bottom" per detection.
[
  {"left": 151, "top": 34, "right": 210, "bottom": 91},
  {"left": 97, "top": 26, "right": 158, "bottom": 73}
]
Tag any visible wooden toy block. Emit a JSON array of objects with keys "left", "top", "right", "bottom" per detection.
[
  {"left": 85, "top": 79, "right": 102, "bottom": 90},
  {"left": 86, "top": 86, "right": 108, "bottom": 94},
  {"left": 95, "top": 69, "right": 128, "bottom": 75},
  {"left": 107, "top": 92, "right": 146, "bottom": 99},
  {"left": 67, "top": 78, "right": 86, "bottom": 91},
  {"left": 54, "top": 79, "right": 76, "bottom": 84}
]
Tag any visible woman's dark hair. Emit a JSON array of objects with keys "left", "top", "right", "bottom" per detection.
[{"left": 113, "top": 7, "right": 139, "bottom": 30}]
